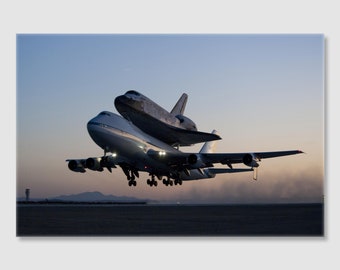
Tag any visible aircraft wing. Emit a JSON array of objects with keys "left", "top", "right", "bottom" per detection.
[
  {"left": 147, "top": 150, "right": 304, "bottom": 169},
  {"left": 201, "top": 150, "right": 304, "bottom": 165}
]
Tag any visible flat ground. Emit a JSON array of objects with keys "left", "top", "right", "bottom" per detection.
[{"left": 16, "top": 203, "right": 323, "bottom": 236}]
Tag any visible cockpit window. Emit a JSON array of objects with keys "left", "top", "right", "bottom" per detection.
[
  {"left": 126, "top": 90, "right": 140, "bottom": 96},
  {"left": 99, "top": 112, "right": 111, "bottom": 116}
]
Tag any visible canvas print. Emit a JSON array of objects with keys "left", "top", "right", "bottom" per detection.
[{"left": 16, "top": 34, "right": 324, "bottom": 236}]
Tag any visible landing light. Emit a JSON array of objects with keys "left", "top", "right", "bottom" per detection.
[
  {"left": 159, "top": 151, "right": 166, "bottom": 156},
  {"left": 112, "top": 153, "right": 117, "bottom": 157}
]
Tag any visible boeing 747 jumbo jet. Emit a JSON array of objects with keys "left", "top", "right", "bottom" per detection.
[
  {"left": 67, "top": 95, "right": 303, "bottom": 187},
  {"left": 115, "top": 90, "right": 221, "bottom": 146}
]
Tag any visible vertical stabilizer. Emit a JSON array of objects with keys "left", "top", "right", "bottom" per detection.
[
  {"left": 199, "top": 130, "right": 218, "bottom": 153},
  {"left": 170, "top": 93, "right": 188, "bottom": 115}
]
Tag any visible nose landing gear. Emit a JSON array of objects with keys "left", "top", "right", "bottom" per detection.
[{"left": 121, "top": 166, "right": 138, "bottom": 187}]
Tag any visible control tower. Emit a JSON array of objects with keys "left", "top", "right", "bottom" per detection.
[{"left": 25, "top": 188, "right": 30, "bottom": 201}]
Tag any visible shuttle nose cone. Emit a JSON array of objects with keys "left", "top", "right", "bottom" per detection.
[
  {"left": 114, "top": 95, "right": 128, "bottom": 111},
  {"left": 115, "top": 94, "right": 142, "bottom": 113}
]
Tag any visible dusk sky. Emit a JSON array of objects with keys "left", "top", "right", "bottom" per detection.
[{"left": 16, "top": 34, "right": 324, "bottom": 203}]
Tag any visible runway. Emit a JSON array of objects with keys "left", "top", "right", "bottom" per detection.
[{"left": 17, "top": 203, "right": 323, "bottom": 236}]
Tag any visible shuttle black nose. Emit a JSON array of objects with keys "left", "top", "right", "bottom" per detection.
[
  {"left": 115, "top": 94, "right": 138, "bottom": 113},
  {"left": 114, "top": 95, "right": 126, "bottom": 110}
]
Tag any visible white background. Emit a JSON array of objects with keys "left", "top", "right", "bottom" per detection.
[{"left": 1, "top": 0, "right": 337, "bottom": 269}]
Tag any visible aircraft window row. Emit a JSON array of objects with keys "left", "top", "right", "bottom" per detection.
[
  {"left": 89, "top": 121, "right": 108, "bottom": 128},
  {"left": 89, "top": 121, "right": 162, "bottom": 150}
]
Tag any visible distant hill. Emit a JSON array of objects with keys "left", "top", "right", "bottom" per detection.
[
  {"left": 17, "top": 191, "right": 149, "bottom": 203},
  {"left": 51, "top": 191, "right": 147, "bottom": 203}
]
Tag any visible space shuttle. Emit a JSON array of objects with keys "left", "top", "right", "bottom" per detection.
[{"left": 114, "top": 90, "right": 221, "bottom": 146}]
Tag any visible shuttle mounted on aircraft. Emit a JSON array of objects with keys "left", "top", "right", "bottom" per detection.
[
  {"left": 114, "top": 90, "right": 221, "bottom": 146},
  {"left": 67, "top": 91, "right": 303, "bottom": 187}
]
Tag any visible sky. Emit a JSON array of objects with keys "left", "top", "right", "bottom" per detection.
[{"left": 16, "top": 34, "right": 324, "bottom": 203}]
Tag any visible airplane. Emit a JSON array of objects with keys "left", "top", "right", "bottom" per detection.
[
  {"left": 66, "top": 109, "right": 303, "bottom": 187},
  {"left": 114, "top": 90, "right": 221, "bottom": 146}
]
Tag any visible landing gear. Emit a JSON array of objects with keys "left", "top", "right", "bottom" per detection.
[
  {"left": 162, "top": 177, "right": 182, "bottom": 186},
  {"left": 127, "top": 173, "right": 137, "bottom": 186},
  {"left": 147, "top": 174, "right": 158, "bottom": 187},
  {"left": 162, "top": 177, "right": 173, "bottom": 186},
  {"left": 174, "top": 178, "right": 183, "bottom": 185},
  {"left": 128, "top": 180, "right": 137, "bottom": 186},
  {"left": 121, "top": 166, "right": 138, "bottom": 187}
]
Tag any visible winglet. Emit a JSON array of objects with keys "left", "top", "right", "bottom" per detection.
[{"left": 171, "top": 93, "right": 188, "bottom": 115}]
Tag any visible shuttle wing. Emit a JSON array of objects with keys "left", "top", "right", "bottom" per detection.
[
  {"left": 130, "top": 112, "right": 221, "bottom": 146},
  {"left": 165, "top": 125, "right": 221, "bottom": 146}
]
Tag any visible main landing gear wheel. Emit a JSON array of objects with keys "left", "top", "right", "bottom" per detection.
[
  {"left": 162, "top": 178, "right": 173, "bottom": 186},
  {"left": 128, "top": 180, "right": 137, "bottom": 186},
  {"left": 122, "top": 166, "right": 139, "bottom": 187},
  {"left": 146, "top": 179, "right": 158, "bottom": 187},
  {"left": 147, "top": 174, "right": 158, "bottom": 187},
  {"left": 147, "top": 178, "right": 158, "bottom": 187},
  {"left": 174, "top": 179, "right": 183, "bottom": 185}
]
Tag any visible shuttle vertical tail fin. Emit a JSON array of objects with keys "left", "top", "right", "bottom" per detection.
[
  {"left": 170, "top": 93, "right": 188, "bottom": 115},
  {"left": 199, "top": 130, "right": 219, "bottom": 153}
]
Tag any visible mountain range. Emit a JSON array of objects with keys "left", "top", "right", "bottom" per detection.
[{"left": 18, "top": 191, "right": 148, "bottom": 203}]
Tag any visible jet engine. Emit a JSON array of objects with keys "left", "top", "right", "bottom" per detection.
[
  {"left": 187, "top": 154, "right": 206, "bottom": 169},
  {"left": 86, "top": 157, "right": 104, "bottom": 171},
  {"left": 242, "top": 153, "right": 260, "bottom": 168},
  {"left": 100, "top": 156, "right": 116, "bottom": 168},
  {"left": 68, "top": 160, "right": 86, "bottom": 173},
  {"left": 175, "top": 115, "right": 197, "bottom": 131}
]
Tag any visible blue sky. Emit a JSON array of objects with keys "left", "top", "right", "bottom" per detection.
[{"left": 16, "top": 34, "right": 324, "bottom": 203}]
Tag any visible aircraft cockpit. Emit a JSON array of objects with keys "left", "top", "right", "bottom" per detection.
[{"left": 125, "top": 90, "right": 141, "bottom": 96}]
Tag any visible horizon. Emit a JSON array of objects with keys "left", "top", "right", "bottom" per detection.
[{"left": 16, "top": 190, "right": 323, "bottom": 205}]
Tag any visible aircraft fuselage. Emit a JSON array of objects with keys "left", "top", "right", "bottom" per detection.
[{"left": 87, "top": 111, "right": 186, "bottom": 178}]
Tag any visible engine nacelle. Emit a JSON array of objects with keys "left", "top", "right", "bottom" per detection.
[
  {"left": 243, "top": 153, "right": 260, "bottom": 168},
  {"left": 100, "top": 156, "right": 117, "bottom": 168},
  {"left": 175, "top": 115, "right": 197, "bottom": 131},
  {"left": 187, "top": 154, "right": 206, "bottom": 169},
  {"left": 68, "top": 160, "right": 86, "bottom": 173},
  {"left": 86, "top": 157, "right": 104, "bottom": 171}
]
